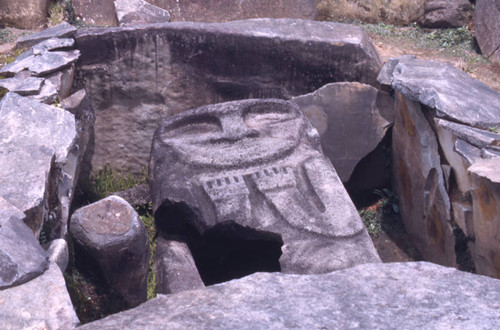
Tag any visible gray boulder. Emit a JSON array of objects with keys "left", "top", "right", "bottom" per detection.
[
  {"left": 0, "top": 0, "right": 50, "bottom": 30},
  {"left": 0, "top": 262, "right": 79, "bottom": 329},
  {"left": 418, "top": 0, "right": 473, "bottom": 28},
  {"left": 150, "top": 99, "right": 380, "bottom": 280},
  {"left": 70, "top": 195, "right": 150, "bottom": 308},
  {"left": 291, "top": 82, "right": 393, "bottom": 183},
  {"left": 73, "top": 0, "right": 119, "bottom": 27},
  {"left": 475, "top": 0, "right": 500, "bottom": 64},
  {"left": 155, "top": 238, "right": 204, "bottom": 294},
  {"left": 44, "top": 238, "right": 69, "bottom": 272},
  {"left": 16, "top": 22, "right": 77, "bottom": 49},
  {"left": 115, "top": 0, "right": 170, "bottom": 26},
  {"left": 81, "top": 262, "right": 500, "bottom": 329},
  {"left": 0, "top": 197, "right": 48, "bottom": 289},
  {"left": 378, "top": 56, "right": 500, "bottom": 129},
  {"left": 75, "top": 18, "right": 382, "bottom": 174},
  {"left": 147, "top": 0, "right": 316, "bottom": 22},
  {"left": 0, "top": 93, "right": 78, "bottom": 237}
]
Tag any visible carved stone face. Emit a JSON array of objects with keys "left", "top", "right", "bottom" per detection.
[{"left": 159, "top": 99, "right": 304, "bottom": 169}]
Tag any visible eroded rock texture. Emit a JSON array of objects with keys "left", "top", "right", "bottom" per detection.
[
  {"left": 291, "top": 82, "right": 393, "bottom": 183},
  {"left": 73, "top": 0, "right": 119, "bottom": 27},
  {"left": 0, "top": 262, "right": 79, "bottom": 329},
  {"left": 115, "top": 0, "right": 171, "bottom": 26},
  {"left": 476, "top": 0, "right": 500, "bottom": 64},
  {"left": 150, "top": 99, "right": 380, "bottom": 282},
  {"left": 147, "top": 0, "right": 317, "bottom": 22},
  {"left": 418, "top": 0, "right": 473, "bottom": 28},
  {"left": 81, "top": 262, "right": 500, "bottom": 329},
  {"left": 0, "top": 0, "right": 50, "bottom": 30},
  {"left": 317, "top": 0, "right": 427, "bottom": 25},
  {"left": 0, "top": 197, "right": 48, "bottom": 289},
  {"left": 0, "top": 93, "right": 78, "bottom": 238},
  {"left": 70, "top": 196, "right": 150, "bottom": 308},
  {"left": 381, "top": 56, "right": 500, "bottom": 276},
  {"left": 154, "top": 238, "right": 204, "bottom": 294},
  {"left": 74, "top": 19, "right": 382, "bottom": 174}
]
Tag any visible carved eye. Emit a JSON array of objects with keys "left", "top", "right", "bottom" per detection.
[{"left": 162, "top": 115, "right": 221, "bottom": 139}]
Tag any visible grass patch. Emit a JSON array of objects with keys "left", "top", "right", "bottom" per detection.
[
  {"left": 0, "top": 29, "right": 13, "bottom": 44},
  {"left": 359, "top": 189, "right": 399, "bottom": 239},
  {"left": 138, "top": 204, "right": 158, "bottom": 300},
  {"left": 0, "top": 48, "right": 25, "bottom": 69},
  {"left": 75, "top": 164, "right": 147, "bottom": 205},
  {"left": 355, "top": 21, "right": 486, "bottom": 64},
  {"left": 48, "top": 1, "right": 66, "bottom": 27}
]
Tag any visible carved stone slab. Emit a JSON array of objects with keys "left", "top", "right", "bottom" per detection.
[{"left": 150, "top": 99, "right": 380, "bottom": 276}]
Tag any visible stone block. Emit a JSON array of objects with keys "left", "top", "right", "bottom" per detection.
[
  {"left": 0, "top": 0, "right": 50, "bottom": 30},
  {"left": 74, "top": 19, "right": 382, "bottom": 174},
  {"left": 70, "top": 196, "right": 150, "bottom": 308}
]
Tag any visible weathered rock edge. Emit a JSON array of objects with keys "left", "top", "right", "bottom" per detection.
[{"left": 81, "top": 262, "right": 500, "bottom": 329}]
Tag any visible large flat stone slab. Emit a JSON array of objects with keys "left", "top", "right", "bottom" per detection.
[
  {"left": 16, "top": 22, "right": 77, "bottom": 49},
  {"left": 81, "top": 262, "right": 500, "bottom": 329},
  {"left": 75, "top": 18, "right": 382, "bottom": 174},
  {"left": 378, "top": 56, "right": 500, "bottom": 129}
]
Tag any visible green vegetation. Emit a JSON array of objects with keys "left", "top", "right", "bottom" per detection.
[
  {"left": 48, "top": 1, "right": 66, "bottom": 27},
  {"left": 0, "top": 48, "right": 24, "bottom": 70},
  {"left": 48, "top": 0, "right": 79, "bottom": 26},
  {"left": 359, "top": 188, "right": 399, "bottom": 239},
  {"left": 356, "top": 21, "right": 485, "bottom": 64},
  {"left": 139, "top": 205, "right": 158, "bottom": 300},
  {"left": 77, "top": 164, "right": 147, "bottom": 204},
  {"left": 488, "top": 126, "right": 499, "bottom": 133}
]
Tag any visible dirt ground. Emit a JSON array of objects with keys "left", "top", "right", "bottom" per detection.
[{"left": 369, "top": 31, "right": 500, "bottom": 93}]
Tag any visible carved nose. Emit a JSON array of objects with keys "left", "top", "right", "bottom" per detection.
[
  {"left": 212, "top": 116, "right": 259, "bottom": 143},
  {"left": 217, "top": 125, "right": 259, "bottom": 142}
]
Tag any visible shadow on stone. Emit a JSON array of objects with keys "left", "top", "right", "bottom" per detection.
[{"left": 155, "top": 202, "right": 283, "bottom": 286}]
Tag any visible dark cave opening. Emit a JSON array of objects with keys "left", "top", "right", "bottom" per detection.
[{"left": 155, "top": 202, "right": 283, "bottom": 286}]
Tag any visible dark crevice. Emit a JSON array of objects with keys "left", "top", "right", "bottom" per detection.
[
  {"left": 346, "top": 128, "right": 393, "bottom": 208},
  {"left": 453, "top": 224, "right": 476, "bottom": 273},
  {"left": 155, "top": 201, "right": 283, "bottom": 286}
]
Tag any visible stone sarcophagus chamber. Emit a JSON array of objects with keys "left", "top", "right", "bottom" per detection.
[{"left": 150, "top": 99, "right": 380, "bottom": 283}]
